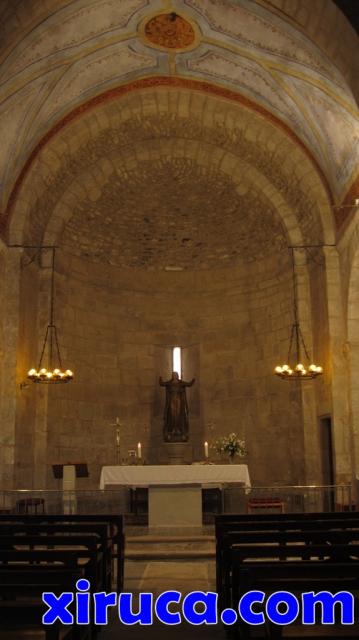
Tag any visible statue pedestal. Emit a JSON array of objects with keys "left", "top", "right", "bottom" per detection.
[{"left": 163, "top": 442, "right": 190, "bottom": 465}]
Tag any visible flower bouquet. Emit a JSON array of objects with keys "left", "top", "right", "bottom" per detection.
[{"left": 212, "top": 432, "right": 246, "bottom": 462}]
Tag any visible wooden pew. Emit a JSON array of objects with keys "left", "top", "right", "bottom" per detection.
[
  {"left": 0, "top": 524, "right": 110, "bottom": 589},
  {"left": 0, "top": 533, "right": 105, "bottom": 593},
  {"left": 215, "top": 513, "right": 359, "bottom": 607},
  {"left": 216, "top": 511, "right": 359, "bottom": 524},
  {"left": 0, "top": 549, "right": 79, "bottom": 566},
  {"left": 0, "top": 515, "right": 125, "bottom": 638},
  {"left": 230, "top": 559, "right": 359, "bottom": 639},
  {"left": 0, "top": 513, "right": 124, "bottom": 635},
  {"left": 219, "top": 531, "right": 359, "bottom": 609},
  {"left": 217, "top": 517, "right": 359, "bottom": 534},
  {"left": 222, "top": 543, "right": 359, "bottom": 613},
  {"left": 0, "top": 514, "right": 124, "bottom": 592},
  {"left": 0, "top": 564, "right": 89, "bottom": 640}
]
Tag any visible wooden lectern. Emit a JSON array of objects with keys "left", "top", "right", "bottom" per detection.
[{"left": 52, "top": 463, "right": 89, "bottom": 514}]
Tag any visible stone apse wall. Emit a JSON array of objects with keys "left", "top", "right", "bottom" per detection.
[
  {"left": 6, "top": 236, "right": 342, "bottom": 492},
  {"left": 22, "top": 247, "right": 307, "bottom": 490}
]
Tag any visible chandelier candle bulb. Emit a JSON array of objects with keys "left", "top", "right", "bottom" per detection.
[
  {"left": 137, "top": 442, "right": 142, "bottom": 459},
  {"left": 116, "top": 429, "right": 120, "bottom": 447},
  {"left": 204, "top": 441, "right": 209, "bottom": 458}
]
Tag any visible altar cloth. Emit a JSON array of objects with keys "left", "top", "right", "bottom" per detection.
[{"left": 99, "top": 464, "right": 250, "bottom": 490}]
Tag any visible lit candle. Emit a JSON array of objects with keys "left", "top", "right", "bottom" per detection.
[
  {"left": 204, "top": 441, "right": 209, "bottom": 459},
  {"left": 137, "top": 442, "right": 142, "bottom": 459},
  {"left": 116, "top": 429, "right": 120, "bottom": 446},
  {"left": 116, "top": 417, "right": 120, "bottom": 425}
]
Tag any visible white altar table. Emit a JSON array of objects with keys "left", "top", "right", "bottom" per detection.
[
  {"left": 100, "top": 464, "right": 250, "bottom": 528},
  {"left": 99, "top": 464, "right": 251, "bottom": 490}
]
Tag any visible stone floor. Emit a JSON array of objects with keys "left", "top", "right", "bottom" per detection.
[
  {"left": 100, "top": 617, "right": 227, "bottom": 639},
  {"left": 124, "top": 526, "right": 215, "bottom": 592},
  {"left": 99, "top": 525, "right": 227, "bottom": 639}
]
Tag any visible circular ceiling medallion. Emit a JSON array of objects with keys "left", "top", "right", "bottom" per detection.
[{"left": 144, "top": 12, "right": 196, "bottom": 50}]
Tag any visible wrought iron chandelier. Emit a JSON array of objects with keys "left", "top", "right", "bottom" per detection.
[
  {"left": 274, "top": 248, "right": 322, "bottom": 380},
  {"left": 28, "top": 248, "right": 73, "bottom": 384}
]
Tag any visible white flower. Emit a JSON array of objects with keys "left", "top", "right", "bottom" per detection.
[{"left": 212, "top": 433, "right": 247, "bottom": 457}]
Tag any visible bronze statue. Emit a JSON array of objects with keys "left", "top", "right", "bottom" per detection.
[{"left": 159, "top": 371, "right": 195, "bottom": 442}]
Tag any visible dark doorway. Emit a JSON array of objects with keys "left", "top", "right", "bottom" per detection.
[{"left": 319, "top": 416, "right": 335, "bottom": 511}]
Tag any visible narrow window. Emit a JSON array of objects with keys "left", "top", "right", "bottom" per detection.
[{"left": 172, "top": 347, "right": 181, "bottom": 378}]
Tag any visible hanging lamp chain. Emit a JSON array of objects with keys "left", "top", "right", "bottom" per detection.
[
  {"left": 50, "top": 247, "right": 55, "bottom": 327},
  {"left": 37, "top": 247, "right": 58, "bottom": 370},
  {"left": 32, "top": 246, "right": 70, "bottom": 380},
  {"left": 289, "top": 248, "right": 312, "bottom": 363},
  {"left": 291, "top": 248, "right": 300, "bottom": 363},
  {"left": 49, "top": 247, "right": 55, "bottom": 370},
  {"left": 275, "top": 245, "right": 323, "bottom": 379},
  {"left": 7, "top": 243, "right": 74, "bottom": 383},
  {"left": 48, "top": 247, "right": 57, "bottom": 370}
]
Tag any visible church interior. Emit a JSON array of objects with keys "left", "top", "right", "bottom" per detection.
[{"left": 0, "top": 0, "right": 359, "bottom": 637}]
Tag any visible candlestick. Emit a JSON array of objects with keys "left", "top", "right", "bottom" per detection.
[
  {"left": 137, "top": 442, "right": 142, "bottom": 460},
  {"left": 112, "top": 418, "right": 123, "bottom": 466},
  {"left": 204, "top": 441, "right": 209, "bottom": 459}
]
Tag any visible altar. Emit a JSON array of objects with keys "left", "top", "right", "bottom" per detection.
[
  {"left": 100, "top": 464, "right": 250, "bottom": 490},
  {"left": 99, "top": 464, "right": 251, "bottom": 528}
]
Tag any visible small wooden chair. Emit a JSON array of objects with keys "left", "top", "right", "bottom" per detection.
[
  {"left": 246, "top": 496, "right": 284, "bottom": 514},
  {"left": 15, "top": 498, "right": 45, "bottom": 515}
]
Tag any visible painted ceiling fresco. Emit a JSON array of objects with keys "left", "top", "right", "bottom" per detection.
[{"left": 0, "top": 0, "right": 358, "bottom": 228}]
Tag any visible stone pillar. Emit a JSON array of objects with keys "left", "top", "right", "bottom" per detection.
[
  {"left": 295, "top": 251, "right": 322, "bottom": 485},
  {"left": 324, "top": 246, "right": 353, "bottom": 487},
  {"left": 0, "top": 246, "right": 21, "bottom": 490},
  {"left": 32, "top": 258, "right": 51, "bottom": 488},
  {"left": 347, "top": 340, "right": 359, "bottom": 492}
]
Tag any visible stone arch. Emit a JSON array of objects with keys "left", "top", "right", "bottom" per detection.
[
  {"left": 41, "top": 141, "right": 304, "bottom": 255},
  {"left": 7, "top": 81, "right": 333, "bottom": 249}
]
